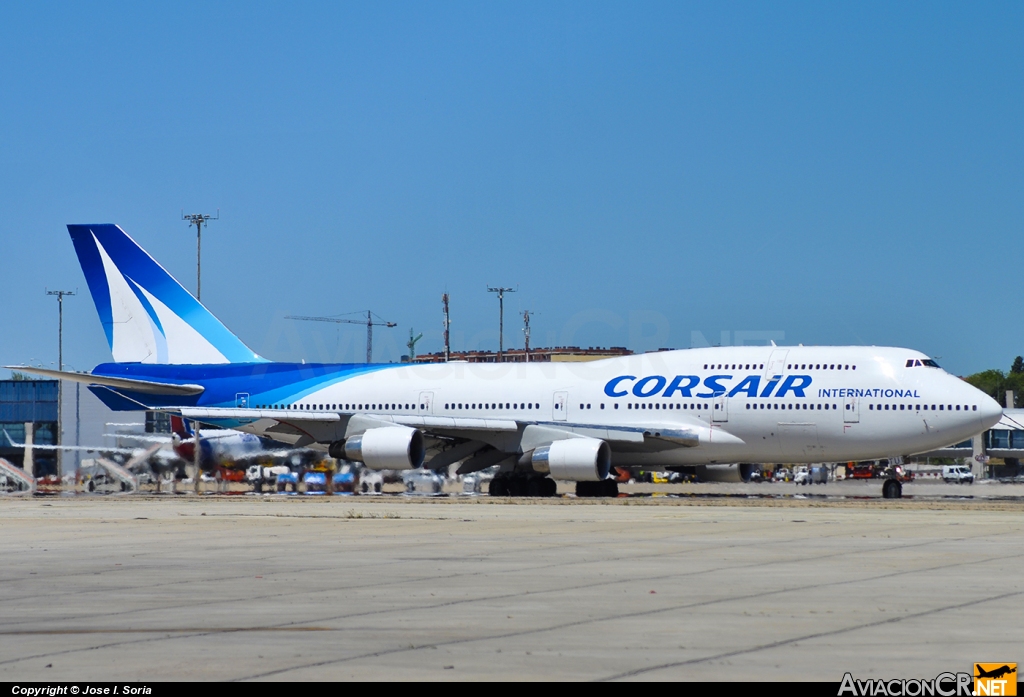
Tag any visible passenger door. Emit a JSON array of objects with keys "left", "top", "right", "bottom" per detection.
[
  {"left": 713, "top": 395, "right": 729, "bottom": 423},
  {"left": 553, "top": 391, "right": 568, "bottom": 421},
  {"left": 844, "top": 395, "right": 859, "bottom": 423},
  {"left": 235, "top": 392, "right": 250, "bottom": 408},
  {"left": 418, "top": 391, "right": 434, "bottom": 415},
  {"left": 765, "top": 349, "right": 789, "bottom": 379}
]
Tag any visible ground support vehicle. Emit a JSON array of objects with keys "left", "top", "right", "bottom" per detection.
[
  {"left": 403, "top": 469, "right": 445, "bottom": 495},
  {"left": 246, "top": 464, "right": 291, "bottom": 493},
  {"left": 302, "top": 471, "right": 327, "bottom": 494},
  {"left": 942, "top": 464, "right": 975, "bottom": 484}
]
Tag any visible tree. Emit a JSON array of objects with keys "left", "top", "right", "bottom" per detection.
[
  {"left": 965, "top": 369, "right": 1005, "bottom": 402},
  {"left": 966, "top": 362, "right": 1023, "bottom": 408}
]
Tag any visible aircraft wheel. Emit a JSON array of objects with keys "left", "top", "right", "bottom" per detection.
[
  {"left": 882, "top": 479, "right": 902, "bottom": 499},
  {"left": 489, "top": 476, "right": 510, "bottom": 497},
  {"left": 601, "top": 479, "right": 619, "bottom": 497},
  {"left": 526, "top": 477, "right": 544, "bottom": 497},
  {"left": 507, "top": 477, "right": 527, "bottom": 497},
  {"left": 541, "top": 477, "right": 558, "bottom": 497}
]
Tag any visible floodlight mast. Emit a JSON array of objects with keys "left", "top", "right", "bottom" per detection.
[
  {"left": 46, "top": 289, "right": 75, "bottom": 477},
  {"left": 182, "top": 209, "right": 219, "bottom": 301},
  {"left": 487, "top": 286, "right": 516, "bottom": 361}
]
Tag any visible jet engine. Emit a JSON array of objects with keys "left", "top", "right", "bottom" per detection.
[
  {"left": 531, "top": 438, "right": 611, "bottom": 481},
  {"left": 331, "top": 427, "right": 425, "bottom": 471}
]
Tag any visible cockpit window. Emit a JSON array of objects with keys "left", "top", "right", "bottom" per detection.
[
  {"left": 922, "top": 359, "right": 940, "bottom": 368},
  {"left": 907, "top": 358, "right": 940, "bottom": 368}
]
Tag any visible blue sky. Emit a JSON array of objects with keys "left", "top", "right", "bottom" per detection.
[{"left": 1, "top": 2, "right": 1021, "bottom": 376}]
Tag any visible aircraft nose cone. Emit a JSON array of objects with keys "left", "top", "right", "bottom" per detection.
[{"left": 978, "top": 393, "right": 1003, "bottom": 429}]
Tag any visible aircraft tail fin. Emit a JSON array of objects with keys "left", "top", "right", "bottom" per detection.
[
  {"left": 68, "top": 224, "right": 265, "bottom": 364},
  {"left": 169, "top": 415, "right": 193, "bottom": 438}
]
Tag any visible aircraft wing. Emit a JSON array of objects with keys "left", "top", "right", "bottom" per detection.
[
  {"left": 1, "top": 429, "right": 145, "bottom": 455},
  {"left": 172, "top": 407, "right": 736, "bottom": 455},
  {"left": 105, "top": 433, "right": 171, "bottom": 444}
]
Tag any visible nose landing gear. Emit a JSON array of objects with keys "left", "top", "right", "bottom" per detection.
[{"left": 882, "top": 479, "right": 903, "bottom": 499}]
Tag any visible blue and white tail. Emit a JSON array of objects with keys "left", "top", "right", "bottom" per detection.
[{"left": 68, "top": 224, "right": 265, "bottom": 364}]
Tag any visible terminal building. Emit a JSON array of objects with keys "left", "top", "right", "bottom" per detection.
[
  {"left": 0, "top": 379, "right": 58, "bottom": 475},
  {"left": 1, "top": 377, "right": 145, "bottom": 476}
]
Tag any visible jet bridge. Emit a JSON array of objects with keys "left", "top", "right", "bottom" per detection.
[{"left": 0, "top": 458, "right": 35, "bottom": 493}]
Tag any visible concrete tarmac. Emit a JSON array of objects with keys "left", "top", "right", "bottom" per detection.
[{"left": 1, "top": 494, "right": 1022, "bottom": 681}]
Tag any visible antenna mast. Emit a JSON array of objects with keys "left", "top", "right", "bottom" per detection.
[
  {"left": 522, "top": 310, "right": 532, "bottom": 363},
  {"left": 442, "top": 293, "right": 451, "bottom": 362}
]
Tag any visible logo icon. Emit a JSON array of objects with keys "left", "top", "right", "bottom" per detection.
[{"left": 974, "top": 664, "right": 1017, "bottom": 696}]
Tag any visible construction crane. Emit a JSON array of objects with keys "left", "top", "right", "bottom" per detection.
[
  {"left": 286, "top": 311, "right": 396, "bottom": 363},
  {"left": 406, "top": 328, "right": 424, "bottom": 361}
]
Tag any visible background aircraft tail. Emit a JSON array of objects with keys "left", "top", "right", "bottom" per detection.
[{"left": 68, "top": 224, "right": 265, "bottom": 364}]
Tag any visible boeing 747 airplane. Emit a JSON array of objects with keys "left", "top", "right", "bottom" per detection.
[{"left": 11, "top": 224, "right": 1003, "bottom": 498}]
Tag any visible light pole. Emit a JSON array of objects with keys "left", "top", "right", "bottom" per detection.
[
  {"left": 182, "top": 210, "right": 219, "bottom": 301},
  {"left": 487, "top": 286, "right": 516, "bottom": 361},
  {"left": 47, "top": 289, "right": 75, "bottom": 478}
]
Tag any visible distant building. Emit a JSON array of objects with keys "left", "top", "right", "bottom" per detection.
[
  {"left": 411, "top": 346, "right": 633, "bottom": 364},
  {"left": 0, "top": 379, "right": 58, "bottom": 475},
  {"left": 1, "top": 378, "right": 148, "bottom": 475}
]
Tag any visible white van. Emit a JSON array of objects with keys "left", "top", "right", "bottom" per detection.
[{"left": 942, "top": 464, "right": 974, "bottom": 484}]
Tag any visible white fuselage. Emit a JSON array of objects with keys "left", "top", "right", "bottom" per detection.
[{"left": 250, "top": 346, "right": 1002, "bottom": 466}]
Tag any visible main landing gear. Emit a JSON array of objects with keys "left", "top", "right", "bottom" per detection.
[
  {"left": 488, "top": 473, "right": 558, "bottom": 497},
  {"left": 882, "top": 478, "right": 903, "bottom": 499}
]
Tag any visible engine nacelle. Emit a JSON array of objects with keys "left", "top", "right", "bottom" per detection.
[
  {"left": 335, "top": 427, "right": 425, "bottom": 471},
  {"left": 531, "top": 438, "right": 611, "bottom": 482},
  {"left": 695, "top": 463, "right": 754, "bottom": 483}
]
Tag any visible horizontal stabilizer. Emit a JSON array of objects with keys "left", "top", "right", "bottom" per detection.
[{"left": 6, "top": 366, "right": 204, "bottom": 396}]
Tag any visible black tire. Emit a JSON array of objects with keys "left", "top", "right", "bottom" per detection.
[
  {"left": 507, "top": 477, "right": 527, "bottom": 497},
  {"left": 541, "top": 477, "right": 558, "bottom": 497},
  {"left": 575, "top": 481, "right": 594, "bottom": 497},
  {"left": 882, "top": 479, "right": 902, "bottom": 499},
  {"left": 489, "top": 476, "right": 510, "bottom": 497},
  {"left": 601, "top": 479, "right": 619, "bottom": 497},
  {"left": 527, "top": 478, "right": 544, "bottom": 498}
]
